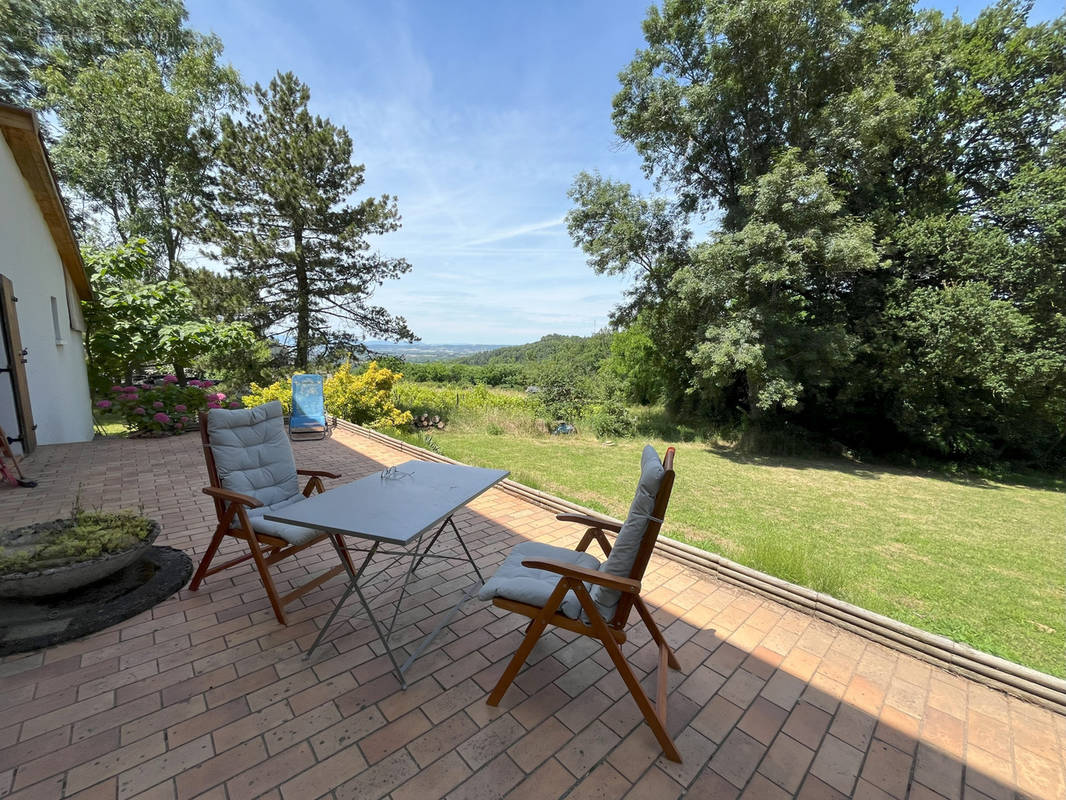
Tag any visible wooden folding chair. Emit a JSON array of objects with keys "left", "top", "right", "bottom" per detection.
[
  {"left": 483, "top": 446, "right": 682, "bottom": 761},
  {"left": 189, "top": 401, "right": 355, "bottom": 624}
]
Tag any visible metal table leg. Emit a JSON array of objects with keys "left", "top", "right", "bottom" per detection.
[
  {"left": 305, "top": 514, "right": 488, "bottom": 688},
  {"left": 305, "top": 539, "right": 378, "bottom": 659}
]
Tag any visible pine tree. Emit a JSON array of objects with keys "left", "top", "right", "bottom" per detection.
[{"left": 206, "top": 71, "right": 414, "bottom": 368}]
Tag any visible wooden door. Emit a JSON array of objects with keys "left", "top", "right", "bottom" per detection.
[{"left": 0, "top": 274, "right": 36, "bottom": 453}]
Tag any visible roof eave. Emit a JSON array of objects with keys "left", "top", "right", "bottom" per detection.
[{"left": 0, "top": 103, "right": 92, "bottom": 302}]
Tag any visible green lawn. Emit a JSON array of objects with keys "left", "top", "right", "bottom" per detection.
[
  {"left": 428, "top": 431, "right": 1065, "bottom": 677},
  {"left": 92, "top": 413, "right": 128, "bottom": 437}
]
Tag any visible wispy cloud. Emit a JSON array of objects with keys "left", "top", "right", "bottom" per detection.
[{"left": 464, "top": 217, "right": 566, "bottom": 247}]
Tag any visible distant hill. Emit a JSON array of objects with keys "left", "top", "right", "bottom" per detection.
[
  {"left": 458, "top": 333, "right": 612, "bottom": 373},
  {"left": 365, "top": 341, "right": 504, "bottom": 363}
]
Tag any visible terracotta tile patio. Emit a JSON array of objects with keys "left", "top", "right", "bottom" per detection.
[{"left": 1, "top": 428, "right": 1063, "bottom": 800}]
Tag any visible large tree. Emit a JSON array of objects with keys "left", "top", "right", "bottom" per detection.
[
  {"left": 1, "top": 0, "right": 197, "bottom": 107},
  {"left": 569, "top": 0, "right": 1066, "bottom": 464},
  {"left": 206, "top": 71, "right": 415, "bottom": 369},
  {"left": 39, "top": 4, "right": 242, "bottom": 276}
]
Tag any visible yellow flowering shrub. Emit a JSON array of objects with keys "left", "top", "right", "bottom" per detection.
[
  {"left": 242, "top": 377, "right": 293, "bottom": 415},
  {"left": 324, "top": 361, "right": 412, "bottom": 428}
]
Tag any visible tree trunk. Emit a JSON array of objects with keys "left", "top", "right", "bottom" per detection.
[
  {"left": 745, "top": 371, "right": 763, "bottom": 421},
  {"left": 294, "top": 227, "right": 310, "bottom": 369},
  {"left": 157, "top": 178, "right": 179, "bottom": 279}
]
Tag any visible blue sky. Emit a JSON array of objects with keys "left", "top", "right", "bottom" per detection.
[{"left": 184, "top": 0, "right": 1061, "bottom": 345}]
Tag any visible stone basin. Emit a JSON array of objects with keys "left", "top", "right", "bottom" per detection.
[{"left": 0, "top": 518, "right": 161, "bottom": 597}]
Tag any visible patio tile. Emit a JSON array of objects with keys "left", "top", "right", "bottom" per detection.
[
  {"left": 567, "top": 762, "right": 631, "bottom": 800},
  {"left": 759, "top": 732, "right": 816, "bottom": 794},
  {"left": 555, "top": 685, "right": 615, "bottom": 733},
  {"left": 609, "top": 725, "right": 662, "bottom": 782},
  {"left": 1, "top": 429, "right": 1063, "bottom": 800},
  {"left": 407, "top": 711, "right": 479, "bottom": 768},
  {"left": 456, "top": 713, "right": 525, "bottom": 771},
  {"left": 12, "top": 728, "right": 118, "bottom": 790},
  {"left": 63, "top": 732, "right": 168, "bottom": 796},
  {"left": 738, "top": 695, "right": 790, "bottom": 745},
  {"left": 507, "top": 716, "right": 573, "bottom": 772},
  {"left": 164, "top": 697, "right": 248, "bottom": 748},
  {"left": 210, "top": 700, "right": 293, "bottom": 753},
  {"left": 263, "top": 702, "right": 341, "bottom": 756},
  {"left": 623, "top": 765, "right": 683, "bottom": 799},
  {"left": 118, "top": 735, "right": 216, "bottom": 799},
  {"left": 390, "top": 750, "right": 472, "bottom": 800},
  {"left": 357, "top": 708, "right": 431, "bottom": 764},
  {"left": 506, "top": 757, "right": 575, "bottom": 800},
  {"left": 0, "top": 728, "right": 70, "bottom": 774},
  {"left": 859, "top": 739, "right": 913, "bottom": 799},
  {"left": 556, "top": 718, "right": 621, "bottom": 777},
  {"left": 711, "top": 728, "right": 767, "bottom": 789},
  {"left": 809, "top": 734, "right": 864, "bottom": 796}
]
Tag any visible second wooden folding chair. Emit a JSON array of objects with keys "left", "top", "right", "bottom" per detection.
[{"left": 479, "top": 445, "right": 682, "bottom": 761}]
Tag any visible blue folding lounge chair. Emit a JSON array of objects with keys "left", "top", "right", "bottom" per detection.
[{"left": 290, "top": 373, "right": 327, "bottom": 439}]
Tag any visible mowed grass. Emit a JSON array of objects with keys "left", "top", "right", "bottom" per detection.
[{"left": 429, "top": 431, "right": 1065, "bottom": 677}]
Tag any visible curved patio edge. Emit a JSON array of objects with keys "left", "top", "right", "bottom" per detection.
[{"left": 334, "top": 418, "right": 1066, "bottom": 714}]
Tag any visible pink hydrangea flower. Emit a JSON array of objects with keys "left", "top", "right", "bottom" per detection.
[
  {"left": 209, "top": 392, "right": 227, "bottom": 402},
  {"left": 153, "top": 412, "right": 170, "bottom": 423},
  {"left": 163, "top": 374, "right": 178, "bottom": 383},
  {"left": 207, "top": 402, "right": 222, "bottom": 409},
  {"left": 133, "top": 407, "right": 145, "bottom": 415},
  {"left": 153, "top": 401, "right": 164, "bottom": 409},
  {"left": 95, "top": 400, "right": 112, "bottom": 409},
  {"left": 174, "top": 404, "right": 187, "bottom": 412},
  {"left": 188, "top": 379, "right": 201, "bottom": 387},
  {"left": 180, "top": 416, "right": 190, "bottom": 424},
  {"left": 174, "top": 421, "right": 183, "bottom": 429},
  {"left": 122, "top": 385, "right": 139, "bottom": 392},
  {"left": 201, "top": 380, "right": 214, "bottom": 387},
  {"left": 228, "top": 401, "right": 241, "bottom": 409},
  {"left": 110, "top": 385, "right": 123, "bottom": 392}
]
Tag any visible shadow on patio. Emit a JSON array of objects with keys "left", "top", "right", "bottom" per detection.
[{"left": 0, "top": 428, "right": 1062, "bottom": 800}]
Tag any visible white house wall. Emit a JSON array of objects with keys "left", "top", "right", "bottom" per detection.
[{"left": 0, "top": 134, "right": 93, "bottom": 450}]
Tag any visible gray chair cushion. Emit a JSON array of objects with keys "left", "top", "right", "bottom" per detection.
[
  {"left": 208, "top": 401, "right": 321, "bottom": 546},
  {"left": 479, "top": 541, "right": 600, "bottom": 619},
  {"left": 589, "top": 445, "right": 665, "bottom": 619},
  {"left": 246, "top": 495, "right": 322, "bottom": 546},
  {"left": 208, "top": 401, "right": 301, "bottom": 506}
]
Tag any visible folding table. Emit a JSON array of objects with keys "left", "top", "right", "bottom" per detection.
[{"left": 264, "top": 459, "right": 508, "bottom": 687}]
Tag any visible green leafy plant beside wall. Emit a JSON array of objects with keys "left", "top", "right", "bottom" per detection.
[{"left": 82, "top": 240, "right": 259, "bottom": 391}]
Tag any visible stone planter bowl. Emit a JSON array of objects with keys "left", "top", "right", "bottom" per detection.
[{"left": 0, "top": 519, "right": 161, "bottom": 598}]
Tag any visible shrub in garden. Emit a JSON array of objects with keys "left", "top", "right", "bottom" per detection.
[
  {"left": 323, "top": 361, "right": 412, "bottom": 427},
  {"left": 586, "top": 401, "right": 638, "bottom": 439},
  {"left": 96, "top": 376, "right": 240, "bottom": 435},
  {"left": 242, "top": 377, "right": 293, "bottom": 415},
  {"left": 391, "top": 382, "right": 536, "bottom": 421}
]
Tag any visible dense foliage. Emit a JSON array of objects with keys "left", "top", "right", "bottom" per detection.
[
  {"left": 458, "top": 333, "right": 611, "bottom": 369},
  {"left": 568, "top": 0, "right": 1066, "bottom": 465},
  {"left": 82, "top": 240, "right": 257, "bottom": 391}
]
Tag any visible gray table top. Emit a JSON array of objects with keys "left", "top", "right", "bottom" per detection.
[{"left": 263, "top": 460, "right": 509, "bottom": 545}]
